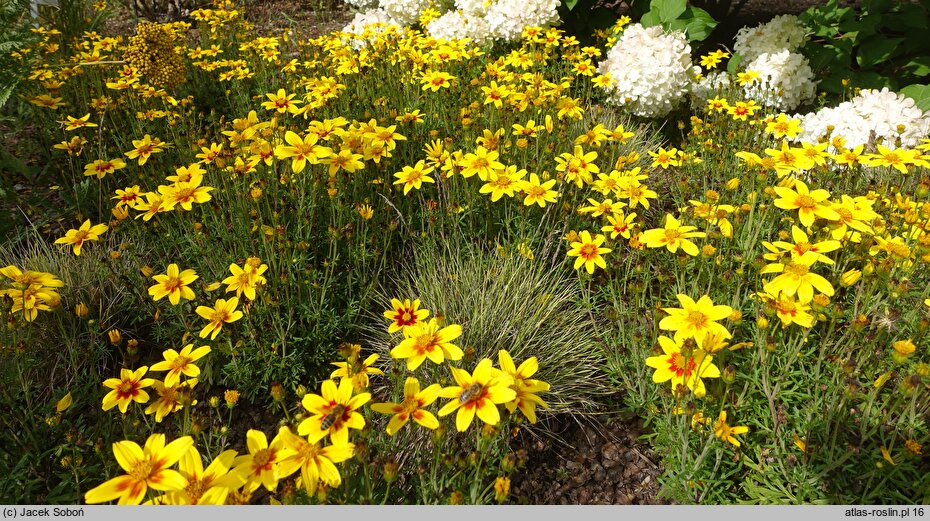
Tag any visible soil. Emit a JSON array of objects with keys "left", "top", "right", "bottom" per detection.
[{"left": 510, "top": 411, "right": 667, "bottom": 505}]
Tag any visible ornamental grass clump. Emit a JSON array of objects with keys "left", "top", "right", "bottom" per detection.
[{"left": 367, "top": 235, "right": 610, "bottom": 416}]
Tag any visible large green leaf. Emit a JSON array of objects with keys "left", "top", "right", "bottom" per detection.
[
  {"left": 640, "top": 10, "right": 660, "bottom": 28},
  {"left": 901, "top": 84, "right": 930, "bottom": 111},
  {"left": 667, "top": 7, "right": 717, "bottom": 42},
  {"left": 904, "top": 57, "right": 930, "bottom": 78},
  {"left": 654, "top": 0, "right": 686, "bottom": 23},
  {"left": 856, "top": 35, "right": 902, "bottom": 68}
]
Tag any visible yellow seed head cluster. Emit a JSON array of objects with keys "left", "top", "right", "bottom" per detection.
[{"left": 124, "top": 22, "right": 186, "bottom": 88}]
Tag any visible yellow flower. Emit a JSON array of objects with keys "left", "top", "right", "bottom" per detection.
[
  {"left": 276, "top": 426, "right": 354, "bottom": 497},
  {"left": 298, "top": 378, "right": 370, "bottom": 445},
  {"left": 54, "top": 219, "right": 108, "bottom": 256},
  {"left": 640, "top": 214, "right": 705, "bottom": 256},
  {"left": 85, "top": 434, "right": 193, "bottom": 504},
  {"left": 195, "top": 297, "right": 243, "bottom": 340},
  {"left": 644, "top": 336, "right": 720, "bottom": 398},
  {"left": 438, "top": 358, "right": 516, "bottom": 432},
  {"left": 232, "top": 429, "right": 294, "bottom": 493},
  {"left": 260, "top": 88, "right": 302, "bottom": 114},
  {"left": 162, "top": 447, "right": 244, "bottom": 504},
  {"left": 150, "top": 344, "right": 211, "bottom": 387},
  {"left": 566, "top": 230, "right": 611, "bottom": 274},
  {"left": 713, "top": 411, "right": 749, "bottom": 447},
  {"left": 761, "top": 251, "right": 835, "bottom": 303},
  {"left": 330, "top": 353, "right": 383, "bottom": 390},
  {"left": 102, "top": 366, "right": 154, "bottom": 413},
  {"left": 383, "top": 298, "right": 429, "bottom": 334},
  {"left": 124, "top": 134, "right": 168, "bottom": 166},
  {"left": 393, "top": 160, "right": 435, "bottom": 195},
  {"left": 519, "top": 173, "right": 558, "bottom": 207},
  {"left": 659, "top": 294, "right": 733, "bottom": 350},
  {"left": 765, "top": 114, "right": 801, "bottom": 139},
  {"left": 83, "top": 158, "right": 126, "bottom": 179},
  {"left": 370, "top": 377, "right": 442, "bottom": 435},
  {"left": 221, "top": 261, "right": 267, "bottom": 301},
  {"left": 145, "top": 378, "right": 198, "bottom": 423},
  {"left": 148, "top": 263, "right": 198, "bottom": 305},
  {"left": 771, "top": 179, "right": 839, "bottom": 228},
  {"left": 390, "top": 318, "right": 464, "bottom": 370},
  {"left": 274, "top": 131, "right": 331, "bottom": 173},
  {"left": 497, "top": 350, "right": 550, "bottom": 423}
]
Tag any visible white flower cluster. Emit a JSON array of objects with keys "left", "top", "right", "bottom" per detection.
[
  {"left": 485, "top": 0, "right": 560, "bottom": 42},
  {"left": 691, "top": 71, "right": 731, "bottom": 104},
  {"left": 795, "top": 88, "right": 930, "bottom": 150},
  {"left": 597, "top": 24, "right": 694, "bottom": 118},
  {"left": 381, "top": 0, "right": 434, "bottom": 25},
  {"left": 425, "top": 9, "right": 491, "bottom": 44},
  {"left": 342, "top": 0, "right": 379, "bottom": 9},
  {"left": 734, "top": 14, "right": 808, "bottom": 62},
  {"left": 743, "top": 49, "right": 816, "bottom": 111}
]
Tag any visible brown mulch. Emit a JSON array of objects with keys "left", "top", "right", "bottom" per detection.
[{"left": 510, "top": 413, "right": 666, "bottom": 505}]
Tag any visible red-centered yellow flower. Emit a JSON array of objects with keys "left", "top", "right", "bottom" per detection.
[
  {"left": 772, "top": 179, "right": 839, "bottom": 228},
  {"left": 124, "top": 134, "right": 168, "bottom": 166},
  {"left": 579, "top": 197, "right": 625, "bottom": 217},
  {"left": 421, "top": 70, "right": 455, "bottom": 92},
  {"left": 322, "top": 148, "right": 365, "bottom": 176},
  {"left": 134, "top": 191, "right": 176, "bottom": 221},
  {"left": 644, "top": 336, "right": 720, "bottom": 398},
  {"left": 659, "top": 294, "right": 733, "bottom": 349},
  {"left": 261, "top": 88, "right": 302, "bottom": 114},
  {"left": 761, "top": 226, "right": 841, "bottom": 265},
  {"left": 390, "top": 318, "right": 464, "bottom": 370},
  {"left": 276, "top": 426, "right": 354, "bottom": 497},
  {"left": 222, "top": 261, "right": 267, "bottom": 301},
  {"left": 145, "top": 378, "right": 197, "bottom": 423},
  {"left": 764, "top": 293, "right": 814, "bottom": 328},
  {"left": 714, "top": 411, "right": 749, "bottom": 447},
  {"left": 195, "top": 297, "right": 243, "bottom": 340},
  {"left": 728, "top": 100, "right": 759, "bottom": 120},
  {"left": 102, "top": 366, "right": 155, "bottom": 413},
  {"left": 274, "top": 131, "right": 331, "bottom": 173},
  {"left": 232, "top": 429, "right": 294, "bottom": 493},
  {"left": 765, "top": 114, "right": 802, "bottom": 139},
  {"left": 617, "top": 180, "right": 657, "bottom": 209},
  {"left": 330, "top": 353, "right": 383, "bottom": 391},
  {"left": 602, "top": 211, "right": 637, "bottom": 240},
  {"left": 84, "top": 158, "right": 126, "bottom": 179},
  {"left": 480, "top": 165, "right": 526, "bottom": 201},
  {"left": 764, "top": 140, "right": 814, "bottom": 175},
  {"left": 383, "top": 298, "right": 429, "bottom": 334},
  {"left": 370, "top": 377, "right": 441, "bottom": 435},
  {"left": 148, "top": 263, "right": 198, "bottom": 305},
  {"left": 761, "top": 251, "right": 835, "bottom": 303},
  {"left": 566, "top": 231, "right": 611, "bottom": 274},
  {"left": 498, "top": 350, "right": 549, "bottom": 424},
  {"left": 59, "top": 113, "right": 98, "bottom": 130},
  {"left": 438, "top": 358, "right": 516, "bottom": 432},
  {"left": 393, "top": 160, "right": 435, "bottom": 195},
  {"left": 519, "top": 173, "right": 558, "bottom": 207},
  {"left": 459, "top": 146, "right": 503, "bottom": 180},
  {"left": 556, "top": 145, "right": 599, "bottom": 187},
  {"left": 159, "top": 174, "right": 213, "bottom": 211},
  {"left": 163, "top": 447, "right": 245, "bottom": 505},
  {"left": 640, "top": 214, "right": 705, "bottom": 256},
  {"left": 150, "top": 344, "right": 211, "bottom": 387},
  {"left": 54, "top": 219, "right": 108, "bottom": 256},
  {"left": 481, "top": 81, "right": 511, "bottom": 108},
  {"left": 298, "top": 378, "right": 371, "bottom": 445},
  {"left": 85, "top": 434, "right": 193, "bottom": 504}
]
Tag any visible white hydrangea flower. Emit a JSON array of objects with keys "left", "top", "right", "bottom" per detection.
[
  {"left": 794, "top": 87, "right": 930, "bottom": 150},
  {"left": 734, "top": 14, "right": 808, "bottom": 62},
  {"left": 454, "top": 0, "right": 486, "bottom": 15},
  {"left": 485, "top": 0, "right": 560, "bottom": 42},
  {"left": 597, "top": 24, "right": 693, "bottom": 118},
  {"left": 342, "top": 0, "right": 379, "bottom": 9},
  {"left": 380, "top": 0, "right": 435, "bottom": 25},
  {"left": 425, "top": 9, "right": 492, "bottom": 44},
  {"left": 691, "top": 71, "right": 732, "bottom": 104},
  {"left": 742, "top": 50, "right": 816, "bottom": 111}
]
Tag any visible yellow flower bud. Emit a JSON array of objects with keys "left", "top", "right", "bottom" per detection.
[
  {"left": 841, "top": 269, "right": 862, "bottom": 287},
  {"left": 74, "top": 302, "right": 90, "bottom": 318},
  {"left": 107, "top": 328, "right": 122, "bottom": 345}
]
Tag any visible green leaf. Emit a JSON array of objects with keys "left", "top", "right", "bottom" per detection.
[
  {"left": 904, "top": 57, "right": 930, "bottom": 77},
  {"left": 856, "top": 36, "right": 902, "bottom": 68},
  {"left": 654, "top": 0, "right": 686, "bottom": 23},
  {"left": 670, "top": 7, "right": 717, "bottom": 42},
  {"left": 901, "top": 84, "right": 930, "bottom": 111},
  {"left": 727, "top": 52, "right": 743, "bottom": 75},
  {"left": 563, "top": 0, "right": 578, "bottom": 10},
  {"left": 640, "top": 10, "right": 660, "bottom": 27}
]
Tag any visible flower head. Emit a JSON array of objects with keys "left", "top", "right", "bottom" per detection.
[
  {"left": 102, "top": 366, "right": 155, "bottom": 413},
  {"left": 438, "top": 358, "right": 516, "bottom": 432},
  {"left": 298, "top": 378, "right": 371, "bottom": 445},
  {"left": 390, "top": 318, "right": 463, "bottom": 370},
  {"left": 370, "top": 377, "right": 442, "bottom": 435},
  {"left": 195, "top": 298, "right": 243, "bottom": 340},
  {"left": 54, "top": 219, "right": 107, "bottom": 256},
  {"left": 85, "top": 434, "right": 193, "bottom": 504},
  {"left": 148, "top": 264, "right": 198, "bottom": 305}
]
